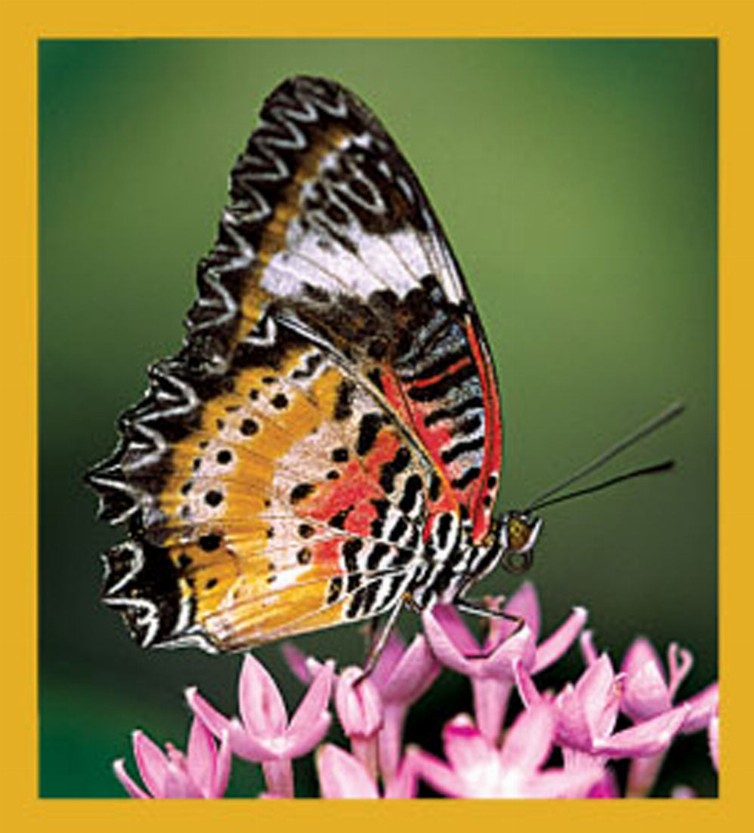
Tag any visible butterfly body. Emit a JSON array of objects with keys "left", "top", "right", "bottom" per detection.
[{"left": 88, "top": 77, "right": 540, "bottom": 653}]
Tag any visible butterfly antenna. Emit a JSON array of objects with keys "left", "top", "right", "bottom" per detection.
[{"left": 525, "top": 401, "right": 685, "bottom": 513}]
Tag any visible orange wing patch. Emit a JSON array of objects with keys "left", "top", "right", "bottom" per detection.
[
  {"left": 141, "top": 341, "right": 428, "bottom": 651},
  {"left": 158, "top": 347, "right": 342, "bottom": 540}
]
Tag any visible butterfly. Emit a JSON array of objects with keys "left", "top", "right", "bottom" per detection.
[{"left": 86, "top": 76, "right": 542, "bottom": 655}]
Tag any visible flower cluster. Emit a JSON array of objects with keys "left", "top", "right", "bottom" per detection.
[{"left": 114, "top": 583, "right": 718, "bottom": 799}]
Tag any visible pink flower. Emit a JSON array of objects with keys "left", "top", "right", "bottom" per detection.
[
  {"left": 110, "top": 582, "right": 717, "bottom": 800},
  {"left": 113, "top": 717, "right": 230, "bottom": 799},
  {"left": 619, "top": 637, "right": 718, "bottom": 728},
  {"left": 422, "top": 582, "right": 587, "bottom": 742},
  {"left": 368, "top": 631, "right": 440, "bottom": 782},
  {"left": 317, "top": 744, "right": 416, "bottom": 798},
  {"left": 186, "top": 651, "right": 334, "bottom": 797},
  {"left": 407, "top": 705, "right": 603, "bottom": 798},
  {"left": 334, "top": 666, "right": 384, "bottom": 776},
  {"left": 614, "top": 635, "right": 719, "bottom": 796},
  {"left": 369, "top": 630, "right": 440, "bottom": 707},
  {"left": 516, "top": 653, "right": 689, "bottom": 759},
  {"left": 283, "top": 631, "right": 440, "bottom": 784}
]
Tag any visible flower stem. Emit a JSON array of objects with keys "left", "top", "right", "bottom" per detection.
[{"left": 262, "top": 759, "right": 294, "bottom": 798}]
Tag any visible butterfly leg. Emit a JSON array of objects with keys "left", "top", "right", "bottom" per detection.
[
  {"left": 361, "top": 617, "right": 379, "bottom": 655},
  {"left": 453, "top": 597, "right": 525, "bottom": 660},
  {"left": 355, "top": 596, "right": 408, "bottom": 684}
]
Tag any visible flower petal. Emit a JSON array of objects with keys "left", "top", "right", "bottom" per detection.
[
  {"left": 513, "top": 661, "right": 546, "bottom": 708},
  {"left": 113, "top": 758, "right": 151, "bottom": 799},
  {"left": 626, "top": 751, "right": 666, "bottom": 797},
  {"left": 577, "top": 654, "right": 619, "bottom": 739},
  {"left": 369, "top": 631, "right": 407, "bottom": 691},
  {"left": 287, "top": 660, "right": 334, "bottom": 742},
  {"left": 317, "top": 744, "right": 379, "bottom": 798},
  {"left": 238, "top": 653, "right": 288, "bottom": 736},
  {"left": 499, "top": 702, "right": 555, "bottom": 774},
  {"left": 280, "top": 642, "right": 314, "bottom": 685},
  {"left": 335, "top": 667, "right": 383, "bottom": 738},
  {"left": 163, "top": 763, "right": 202, "bottom": 798},
  {"left": 526, "top": 767, "right": 604, "bottom": 799},
  {"left": 554, "top": 684, "right": 592, "bottom": 752},
  {"left": 423, "top": 603, "right": 481, "bottom": 665},
  {"left": 379, "top": 634, "right": 440, "bottom": 705},
  {"left": 579, "top": 630, "right": 598, "bottom": 666},
  {"left": 621, "top": 636, "right": 663, "bottom": 680},
  {"left": 483, "top": 589, "right": 537, "bottom": 651},
  {"left": 429, "top": 619, "right": 534, "bottom": 682},
  {"left": 667, "top": 643, "right": 694, "bottom": 700},
  {"left": 132, "top": 730, "right": 168, "bottom": 797},
  {"left": 621, "top": 657, "right": 672, "bottom": 722},
  {"left": 377, "top": 702, "right": 408, "bottom": 783},
  {"left": 442, "top": 714, "right": 494, "bottom": 773},
  {"left": 285, "top": 713, "right": 333, "bottom": 760},
  {"left": 227, "top": 717, "right": 279, "bottom": 762},
  {"left": 504, "top": 582, "right": 541, "bottom": 641},
  {"left": 680, "top": 682, "right": 719, "bottom": 734},
  {"left": 594, "top": 704, "right": 688, "bottom": 758},
  {"left": 186, "top": 717, "right": 216, "bottom": 793},
  {"left": 406, "top": 747, "right": 464, "bottom": 797},
  {"left": 211, "top": 730, "right": 232, "bottom": 798},
  {"left": 185, "top": 687, "right": 232, "bottom": 739},
  {"left": 532, "top": 606, "right": 587, "bottom": 674}
]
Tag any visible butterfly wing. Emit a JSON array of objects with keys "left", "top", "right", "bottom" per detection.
[
  {"left": 98, "top": 344, "right": 458, "bottom": 651},
  {"left": 88, "top": 77, "right": 502, "bottom": 651}
]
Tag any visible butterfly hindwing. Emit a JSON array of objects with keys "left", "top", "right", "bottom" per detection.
[
  {"left": 88, "top": 76, "right": 503, "bottom": 651},
  {"left": 100, "top": 333, "right": 457, "bottom": 650}
]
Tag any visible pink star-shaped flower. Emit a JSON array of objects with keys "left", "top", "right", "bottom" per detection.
[
  {"left": 334, "top": 665, "right": 384, "bottom": 776},
  {"left": 422, "top": 582, "right": 587, "bottom": 741},
  {"left": 113, "top": 716, "right": 231, "bottom": 799},
  {"left": 406, "top": 705, "right": 603, "bottom": 798},
  {"left": 618, "top": 635, "right": 718, "bottom": 732},
  {"left": 609, "top": 634, "right": 718, "bottom": 796},
  {"left": 516, "top": 652, "right": 689, "bottom": 760},
  {"left": 186, "top": 651, "right": 334, "bottom": 797},
  {"left": 283, "top": 630, "right": 440, "bottom": 783}
]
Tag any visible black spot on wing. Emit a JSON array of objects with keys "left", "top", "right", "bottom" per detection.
[
  {"left": 399, "top": 473, "right": 423, "bottom": 514},
  {"left": 356, "top": 413, "right": 383, "bottom": 455},
  {"left": 342, "top": 538, "right": 363, "bottom": 572},
  {"left": 379, "top": 446, "right": 411, "bottom": 493},
  {"left": 441, "top": 436, "right": 485, "bottom": 464},
  {"left": 290, "top": 482, "right": 315, "bottom": 503},
  {"left": 367, "top": 542, "right": 391, "bottom": 570},
  {"left": 334, "top": 380, "right": 356, "bottom": 421},
  {"left": 450, "top": 466, "right": 482, "bottom": 490}
]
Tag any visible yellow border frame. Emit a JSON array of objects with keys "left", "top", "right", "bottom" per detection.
[{"left": 3, "top": 0, "right": 750, "bottom": 828}]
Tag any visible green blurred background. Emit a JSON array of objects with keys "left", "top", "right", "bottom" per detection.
[{"left": 39, "top": 40, "right": 717, "bottom": 797}]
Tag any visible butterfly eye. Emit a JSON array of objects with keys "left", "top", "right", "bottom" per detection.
[
  {"left": 499, "top": 515, "right": 539, "bottom": 576},
  {"left": 504, "top": 513, "right": 542, "bottom": 555}
]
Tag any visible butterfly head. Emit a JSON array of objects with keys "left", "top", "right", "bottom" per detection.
[{"left": 496, "top": 510, "right": 542, "bottom": 575}]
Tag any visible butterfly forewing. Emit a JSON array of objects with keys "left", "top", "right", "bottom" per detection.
[{"left": 88, "top": 76, "right": 503, "bottom": 651}]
